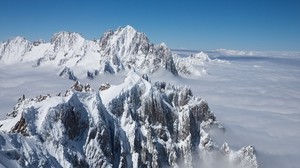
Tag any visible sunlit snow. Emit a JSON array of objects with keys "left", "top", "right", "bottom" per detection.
[{"left": 0, "top": 29, "right": 299, "bottom": 167}]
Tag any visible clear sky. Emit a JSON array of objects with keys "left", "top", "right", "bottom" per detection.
[{"left": 0, "top": 0, "right": 299, "bottom": 51}]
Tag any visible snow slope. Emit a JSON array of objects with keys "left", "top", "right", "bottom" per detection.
[{"left": 0, "top": 37, "right": 32, "bottom": 64}]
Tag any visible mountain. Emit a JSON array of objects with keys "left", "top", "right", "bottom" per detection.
[
  {"left": 0, "top": 71, "right": 257, "bottom": 168},
  {"left": 0, "top": 26, "right": 178, "bottom": 78},
  {"left": 0, "top": 37, "right": 32, "bottom": 63},
  {"left": 173, "top": 51, "right": 229, "bottom": 76},
  {"left": 97, "top": 26, "right": 177, "bottom": 75}
]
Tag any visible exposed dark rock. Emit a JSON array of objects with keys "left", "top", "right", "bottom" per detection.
[
  {"left": 59, "top": 67, "right": 77, "bottom": 81},
  {"left": 99, "top": 83, "right": 110, "bottom": 91},
  {"left": 142, "top": 74, "right": 149, "bottom": 81},
  {"left": 10, "top": 113, "right": 28, "bottom": 135},
  {"left": 71, "top": 81, "right": 83, "bottom": 92},
  {"left": 87, "top": 71, "right": 94, "bottom": 79}
]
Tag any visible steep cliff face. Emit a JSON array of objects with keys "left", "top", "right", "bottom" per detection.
[
  {"left": 0, "top": 72, "right": 257, "bottom": 168},
  {"left": 97, "top": 26, "right": 178, "bottom": 75}
]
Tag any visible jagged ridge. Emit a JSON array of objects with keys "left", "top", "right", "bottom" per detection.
[
  {"left": 0, "top": 26, "right": 178, "bottom": 77},
  {"left": 0, "top": 72, "right": 257, "bottom": 168}
]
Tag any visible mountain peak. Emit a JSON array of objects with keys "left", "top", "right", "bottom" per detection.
[
  {"left": 50, "top": 31, "right": 85, "bottom": 52},
  {"left": 115, "top": 25, "right": 140, "bottom": 39},
  {"left": 10, "top": 36, "right": 28, "bottom": 42},
  {"left": 157, "top": 42, "right": 168, "bottom": 48},
  {"left": 96, "top": 26, "right": 180, "bottom": 75},
  {"left": 51, "top": 31, "right": 84, "bottom": 44},
  {"left": 52, "top": 31, "right": 81, "bottom": 36},
  {"left": 0, "top": 36, "right": 32, "bottom": 64},
  {"left": 192, "top": 51, "right": 211, "bottom": 61},
  {"left": 2, "top": 36, "right": 29, "bottom": 46},
  {"left": 123, "top": 25, "right": 136, "bottom": 32}
]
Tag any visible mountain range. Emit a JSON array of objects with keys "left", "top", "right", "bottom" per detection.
[
  {"left": 0, "top": 25, "right": 226, "bottom": 79},
  {"left": 0, "top": 26, "right": 178, "bottom": 78},
  {"left": 0, "top": 26, "right": 257, "bottom": 167}
]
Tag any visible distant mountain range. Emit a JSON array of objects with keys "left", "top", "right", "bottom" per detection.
[{"left": 0, "top": 26, "right": 225, "bottom": 79}]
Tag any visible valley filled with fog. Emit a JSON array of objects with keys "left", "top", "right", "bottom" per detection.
[{"left": 170, "top": 51, "right": 300, "bottom": 168}]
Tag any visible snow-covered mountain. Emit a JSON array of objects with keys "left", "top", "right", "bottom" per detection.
[
  {"left": 0, "top": 37, "right": 32, "bottom": 63},
  {"left": 0, "top": 26, "right": 178, "bottom": 78},
  {"left": 173, "top": 51, "right": 228, "bottom": 76},
  {"left": 0, "top": 71, "right": 257, "bottom": 168},
  {"left": 96, "top": 26, "right": 177, "bottom": 75}
]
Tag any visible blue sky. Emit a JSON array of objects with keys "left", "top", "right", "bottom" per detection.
[{"left": 0, "top": 0, "right": 299, "bottom": 51}]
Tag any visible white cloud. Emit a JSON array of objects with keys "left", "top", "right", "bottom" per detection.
[{"left": 215, "top": 48, "right": 300, "bottom": 57}]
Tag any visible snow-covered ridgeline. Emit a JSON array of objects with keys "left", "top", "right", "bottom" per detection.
[
  {"left": 0, "top": 26, "right": 178, "bottom": 77},
  {"left": 0, "top": 37, "right": 32, "bottom": 63},
  {"left": 0, "top": 25, "right": 230, "bottom": 79},
  {"left": 0, "top": 71, "right": 257, "bottom": 168}
]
